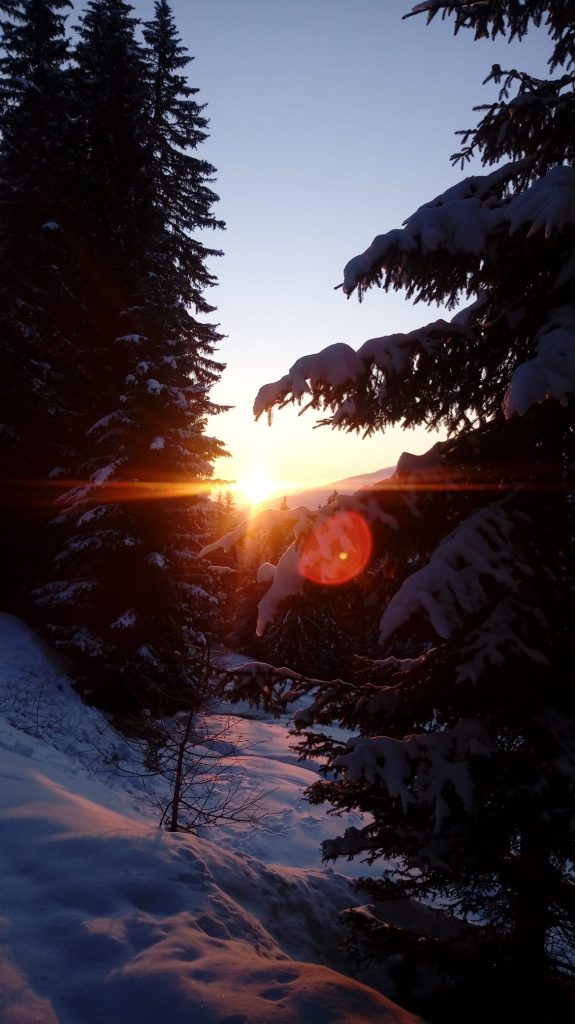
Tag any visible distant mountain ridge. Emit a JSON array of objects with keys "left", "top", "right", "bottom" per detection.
[{"left": 285, "top": 465, "right": 395, "bottom": 510}]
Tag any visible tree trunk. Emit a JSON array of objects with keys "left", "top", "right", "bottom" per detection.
[
  {"left": 511, "top": 827, "right": 551, "bottom": 978},
  {"left": 169, "top": 708, "right": 194, "bottom": 833}
]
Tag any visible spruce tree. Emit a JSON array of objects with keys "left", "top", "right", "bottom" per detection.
[
  {"left": 34, "top": 0, "right": 227, "bottom": 713},
  {"left": 0, "top": 0, "right": 79, "bottom": 613},
  {"left": 243, "top": 1, "right": 575, "bottom": 1011},
  {"left": 143, "top": 0, "right": 224, "bottom": 306}
]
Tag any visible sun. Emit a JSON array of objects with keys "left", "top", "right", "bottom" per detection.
[{"left": 237, "top": 463, "right": 276, "bottom": 508}]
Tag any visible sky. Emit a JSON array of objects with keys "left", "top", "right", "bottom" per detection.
[{"left": 123, "top": 0, "right": 552, "bottom": 498}]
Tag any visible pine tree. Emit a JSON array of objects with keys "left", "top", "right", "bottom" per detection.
[
  {"left": 143, "top": 0, "right": 224, "bottom": 308},
  {"left": 258, "top": 588, "right": 357, "bottom": 679},
  {"left": 0, "top": 0, "right": 80, "bottom": 613},
  {"left": 34, "top": 0, "right": 227, "bottom": 713},
  {"left": 247, "top": 1, "right": 575, "bottom": 1011}
]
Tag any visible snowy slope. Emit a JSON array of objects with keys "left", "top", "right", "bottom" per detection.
[{"left": 0, "top": 615, "right": 421, "bottom": 1024}]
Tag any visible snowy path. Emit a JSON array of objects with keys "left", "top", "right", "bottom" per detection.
[{"left": 0, "top": 615, "right": 421, "bottom": 1024}]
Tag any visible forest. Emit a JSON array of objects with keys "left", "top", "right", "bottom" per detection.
[{"left": 0, "top": 2, "right": 574, "bottom": 1022}]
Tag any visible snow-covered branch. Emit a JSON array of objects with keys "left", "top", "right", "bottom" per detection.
[
  {"left": 254, "top": 164, "right": 575, "bottom": 432},
  {"left": 503, "top": 305, "right": 575, "bottom": 416},
  {"left": 341, "top": 162, "right": 575, "bottom": 296},
  {"left": 378, "top": 502, "right": 522, "bottom": 643},
  {"left": 253, "top": 315, "right": 474, "bottom": 428},
  {"left": 198, "top": 505, "right": 313, "bottom": 558},
  {"left": 334, "top": 719, "right": 493, "bottom": 832}
]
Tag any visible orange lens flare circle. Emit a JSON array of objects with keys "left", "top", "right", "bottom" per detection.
[{"left": 298, "top": 509, "right": 372, "bottom": 586}]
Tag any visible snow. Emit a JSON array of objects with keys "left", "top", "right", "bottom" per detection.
[
  {"left": 201, "top": 498, "right": 396, "bottom": 638},
  {"left": 256, "top": 561, "right": 276, "bottom": 583},
  {"left": 90, "top": 460, "right": 125, "bottom": 485},
  {"left": 340, "top": 159, "right": 568, "bottom": 296},
  {"left": 86, "top": 410, "right": 132, "bottom": 437},
  {"left": 503, "top": 306, "right": 575, "bottom": 417},
  {"left": 199, "top": 505, "right": 312, "bottom": 559},
  {"left": 455, "top": 597, "right": 549, "bottom": 685},
  {"left": 111, "top": 609, "right": 137, "bottom": 629},
  {"left": 256, "top": 543, "right": 305, "bottom": 636},
  {"left": 253, "top": 345, "right": 364, "bottom": 420},
  {"left": 208, "top": 475, "right": 521, "bottom": 668},
  {"left": 331, "top": 397, "right": 357, "bottom": 425},
  {"left": 287, "top": 343, "right": 365, "bottom": 397},
  {"left": 115, "top": 333, "right": 147, "bottom": 344},
  {"left": 334, "top": 721, "right": 493, "bottom": 832},
  {"left": 508, "top": 164, "right": 575, "bottom": 239},
  {"left": 147, "top": 551, "right": 167, "bottom": 569},
  {"left": 252, "top": 376, "right": 292, "bottom": 419},
  {"left": 168, "top": 385, "right": 190, "bottom": 410},
  {"left": 379, "top": 503, "right": 518, "bottom": 643},
  {"left": 409, "top": 195, "right": 496, "bottom": 253},
  {"left": 34, "top": 579, "right": 97, "bottom": 606},
  {"left": 0, "top": 614, "right": 421, "bottom": 1024},
  {"left": 253, "top": 319, "right": 473, "bottom": 425}
]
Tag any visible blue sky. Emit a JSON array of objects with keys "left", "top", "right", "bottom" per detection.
[{"left": 126, "top": 0, "right": 551, "bottom": 495}]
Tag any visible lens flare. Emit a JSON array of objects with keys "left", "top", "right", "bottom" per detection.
[{"left": 298, "top": 509, "right": 372, "bottom": 586}]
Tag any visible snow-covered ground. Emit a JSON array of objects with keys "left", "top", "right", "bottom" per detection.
[{"left": 0, "top": 614, "right": 421, "bottom": 1024}]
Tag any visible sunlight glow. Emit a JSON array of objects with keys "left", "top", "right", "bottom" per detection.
[
  {"left": 237, "top": 463, "right": 276, "bottom": 508},
  {"left": 3, "top": 466, "right": 566, "bottom": 515}
]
